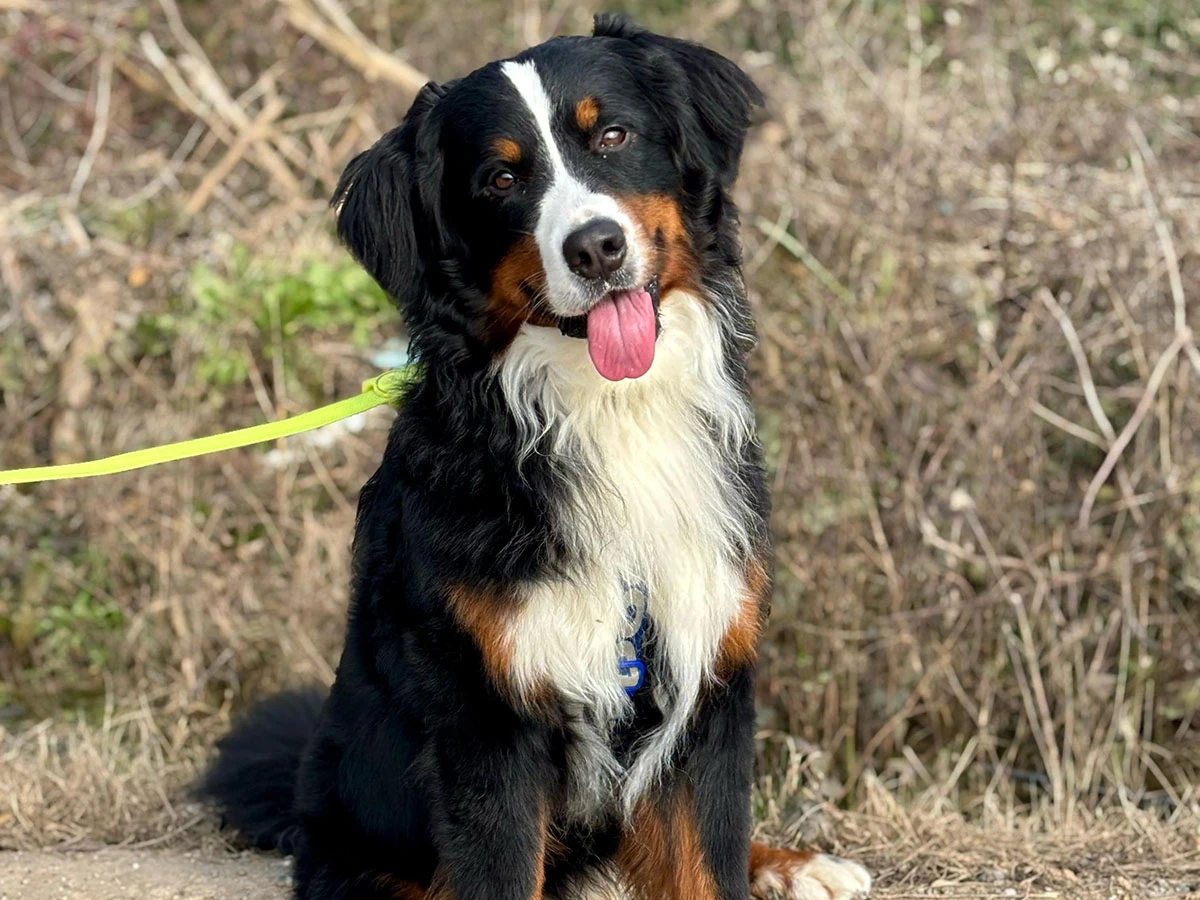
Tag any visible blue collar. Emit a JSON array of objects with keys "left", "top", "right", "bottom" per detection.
[{"left": 617, "top": 580, "right": 648, "bottom": 696}]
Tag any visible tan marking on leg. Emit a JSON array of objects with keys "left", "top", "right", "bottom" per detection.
[
  {"left": 386, "top": 814, "right": 548, "bottom": 899},
  {"left": 531, "top": 798, "right": 549, "bottom": 900},
  {"left": 446, "top": 584, "right": 515, "bottom": 689},
  {"left": 372, "top": 872, "right": 446, "bottom": 899},
  {"left": 749, "top": 842, "right": 872, "bottom": 900},
  {"left": 619, "top": 794, "right": 719, "bottom": 900},
  {"left": 446, "top": 584, "right": 554, "bottom": 712}
]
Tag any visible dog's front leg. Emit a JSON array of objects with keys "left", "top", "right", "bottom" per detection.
[
  {"left": 617, "top": 667, "right": 755, "bottom": 900},
  {"left": 679, "top": 667, "right": 872, "bottom": 900},
  {"left": 425, "top": 721, "right": 553, "bottom": 900}
]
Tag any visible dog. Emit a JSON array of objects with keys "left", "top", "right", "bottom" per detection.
[{"left": 200, "top": 15, "right": 872, "bottom": 900}]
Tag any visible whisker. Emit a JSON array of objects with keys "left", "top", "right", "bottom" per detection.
[{"left": 526, "top": 287, "right": 556, "bottom": 318}]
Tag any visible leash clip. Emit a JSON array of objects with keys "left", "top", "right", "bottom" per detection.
[{"left": 618, "top": 580, "right": 649, "bottom": 696}]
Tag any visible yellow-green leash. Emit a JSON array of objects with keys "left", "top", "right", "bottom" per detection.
[{"left": 0, "top": 368, "right": 416, "bottom": 487}]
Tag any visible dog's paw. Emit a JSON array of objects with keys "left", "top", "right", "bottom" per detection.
[{"left": 750, "top": 845, "right": 872, "bottom": 900}]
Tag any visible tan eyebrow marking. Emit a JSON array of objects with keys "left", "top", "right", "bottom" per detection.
[
  {"left": 575, "top": 96, "right": 599, "bottom": 131},
  {"left": 492, "top": 137, "right": 522, "bottom": 164}
]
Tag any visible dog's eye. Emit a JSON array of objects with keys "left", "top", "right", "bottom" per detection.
[
  {"left": 597, "top": 126, "right": 627, "bottom": 150},
  {"left": 491, "top": 171, "right": 516, "bottom": 192}
]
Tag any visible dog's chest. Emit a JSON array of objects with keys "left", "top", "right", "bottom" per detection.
[
  {"left": 504, "top": 421, "right": 747, "bottom": 711},
  {"left": 494, "top": 293, "right": 757, "bottom": 816},
  {"left": 496, "top": 296, "right": 756, "bottom": 817},
  {"left": 507, "top": 416, "right": 749, "bottom": 819}
]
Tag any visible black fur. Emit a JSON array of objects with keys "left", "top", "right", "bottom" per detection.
[
  {"left": 198, "top": 687, "right": 323, "bottom": 854},
  {"left": 200, "top": 16, "right": 770, "bottom": 900}
]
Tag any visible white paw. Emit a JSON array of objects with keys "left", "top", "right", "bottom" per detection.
[{"left": 751, "top": 852, "right": 872, "bottom": 900}]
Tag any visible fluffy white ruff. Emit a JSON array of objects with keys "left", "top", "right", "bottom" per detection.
[{"left": 494, "top": 291, "right": 755, "bottom": 820}]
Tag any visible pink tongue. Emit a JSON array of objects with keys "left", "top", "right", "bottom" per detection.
[{"left": 585, "top": 288, "right": 656, "bottom": 381}]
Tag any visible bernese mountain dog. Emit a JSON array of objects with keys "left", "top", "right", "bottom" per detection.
[{"left": 200, "top": 14, "right": 872, "bottom": 900}]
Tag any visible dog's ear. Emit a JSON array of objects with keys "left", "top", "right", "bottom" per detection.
[
  {"left": 332, "top": 82, "right": 447, "bottom": 304},
  {"left": 595, "top": 15, "right": 762, "bottom": 185},
  {"left": 665, "top": 39, "right": 762, "bottom": 183}
]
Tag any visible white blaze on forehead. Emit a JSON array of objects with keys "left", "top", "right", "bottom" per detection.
[
  {"left": 500, "top": 60, "right": 568, "bottom": 177},
  {"left": 500, "top": 59, "right": 647, "bottom": 317}
]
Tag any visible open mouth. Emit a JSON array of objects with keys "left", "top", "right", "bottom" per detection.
[{"left": 557, "top": 276, "right": 661, "bottom": 382}]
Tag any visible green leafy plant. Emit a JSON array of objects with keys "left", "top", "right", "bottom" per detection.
[
  {"left": 6, "top": 548, "right": 125, "bottom": 701},
  {"left": 35, "top": 590, "right": 125, "bottom": 673},
  {"left": 139, "top": 245, "right": 394, "bottom": 389}
]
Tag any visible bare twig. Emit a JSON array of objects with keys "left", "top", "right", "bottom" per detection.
[
  {"left": 22, "top": 59, "right": 88, "bottom": 105},
  {"left": 1078, "top": 330, "right": 1191, "bottom": 528},
  {"left": 1127, "top": 119, "right": 1199, "bottom": 376},
  {"left": 137, "top": 32, "right": 233, "bottom": 143},
  {"left": 277, "top": 0, "right": 428, "bottom": 96},
  {"left": 1037, "top": 287, "right": 1142, "bottom": 518},
  {"left": 152, "top": 0, "right": 306, "bottom": 198},
  {"left": 1126, "top": 120, "right": 1186, "bottom": 338},
  {"left": 309, "top": 0, "right": 372, "bottom": 46},
  {"left": 1037, "top": 288, "right": 1115, "bottom": 442},
  {"left": 1188, "top": 338, "right": 1200, "bottom": 375},
  {"left": 0, "top": 83, "right": 31, "bottom": 168},
  {"left": 1008, "top": 583, "right": 1066, "bottom": 814},
  {"left": 277, "top": 104, "right": 356, "bottom": 133},
  {"left": 328, "top": 107, "right": 369, "bottom": 161},
  {"left": 114, "top": 121, "right": 205, "bottom": 210},
  {"left": 139, "top": 31, "right": 302, "bottom": 199},
  {"left": 184, "top": 95, "right": 286, "bottom": 217},
  {"left": 0, "top": 216, "right": 24, "bottom": 299},
  {"left": 174, "top": 57, "right": 306, "bottom": 174},
  {"left": 58, "top": 206, "right": 91, "bottom": 254},
  {"left": 66, "top": 53, "right": 114, "bottom": 210},
  {"left": 1027, "top": 401, "right": 1107, "bottom": 450},
  {"left": 754, "top": 216, "right": 855, "bottom": 304}
]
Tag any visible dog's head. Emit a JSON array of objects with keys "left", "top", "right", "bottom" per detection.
[{"left": 333, "top": 15, "right": 761, "bottom": 381}]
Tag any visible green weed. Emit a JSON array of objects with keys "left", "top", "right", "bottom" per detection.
[
  {"left": 1, "top": 546, "right": 125, "bottom": 718},
  {"left": 136, "top": 245, "right": 393, "bottom": 391}
]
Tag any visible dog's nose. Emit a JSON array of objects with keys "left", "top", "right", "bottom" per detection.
[{"left": 562, "top": 218, "right": 627, "bottom": 280}]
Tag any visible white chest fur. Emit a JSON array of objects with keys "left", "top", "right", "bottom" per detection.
[{"left": 494, "top": 292, "right": 755, "bottom": 818}]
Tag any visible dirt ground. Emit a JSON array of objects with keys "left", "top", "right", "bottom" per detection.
[
  {"left": 4, "top": 799, "right": 1200, "bottom": 900},
  {"left": 2, "top": 844, "right": 1198, "bottom": 900},
  {"left": 1, "top": 849, "right": 290, "bottom": 900}
]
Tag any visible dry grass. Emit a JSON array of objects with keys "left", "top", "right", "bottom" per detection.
[
  {"left": 738, "top": 0, "right": 1200, "bottom": 816},
  {"left": 1, "top": 0, "right": 1199, "bottom": 887}
]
